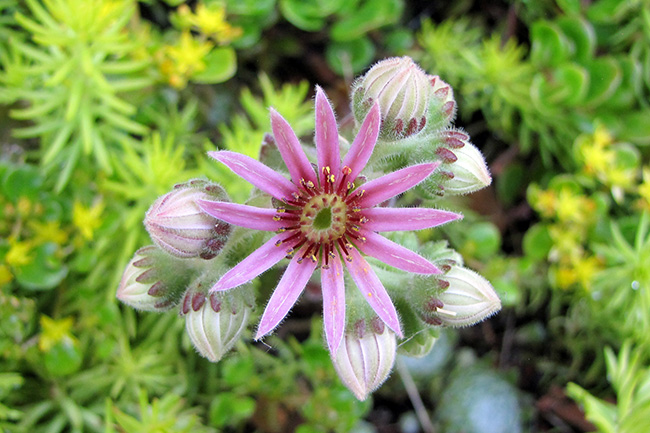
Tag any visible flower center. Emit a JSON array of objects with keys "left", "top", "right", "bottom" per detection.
[{"left": 300, "top": 193, "right": 348, "bottom": 243}]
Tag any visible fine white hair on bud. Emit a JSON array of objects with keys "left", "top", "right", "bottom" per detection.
[
  {"left": 144, "top": 179, "right": 231, "bottom": 260},
  {"left": 444, "top": 141, "right": 492, "bottom": 195},
  {"left": 116, "top": 246, "right": 184, "bottom": 312},
  {"left": 332, "top": 318, "right": 397, "bottom": 400},
  {"left": 351, "top": 56, "right": 432, "bottom": 140},
  {"left": 183, "top": 290, "right": 252, "bottom": 362},
  {"left": 435, "top": 266, "right": 501, "bottom": 327}
]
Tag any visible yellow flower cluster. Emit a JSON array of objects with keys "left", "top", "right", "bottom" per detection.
[
  {"left": 529, "top": 184, "right": 601, "bottom": 291},
  {"left": 157, "top": 3, "right": 241, "bottom": 89},
  {"left": 577, "top": 124, "right": 638, "bottom": 202}
]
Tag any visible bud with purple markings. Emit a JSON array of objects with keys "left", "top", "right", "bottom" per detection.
[
  {"left": 332, "top": 318, "right": 397, "bottom": 400},
  {"left": 182, "top": 282, "right": 254, "bottom": 362},
  {"left": 144, "top": 179, "right": 232, "bottom": 260},
  {"left": 117, "top": 246, "right": 191, "bottom": 312},
  {"left": 351, "top": 56, "right": 433, "bottom": 140}
]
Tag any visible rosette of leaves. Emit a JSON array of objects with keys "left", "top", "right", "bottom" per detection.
[{"left": 3, "top": 0, "right": 153, "bottom": 192}]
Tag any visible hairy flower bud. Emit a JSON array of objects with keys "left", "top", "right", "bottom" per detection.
[
  {"left": 398, "top": 327, "right": 439, "bottom": 358},
  {"left": 145, "top": 179, "right": 232, "bottom": 259},
  {"left": 332, "top": 318, "right": 397, "bottom": 400},
  {"left": 434, "top": 266, "right": 501, "bottom": 327},
  {"left": 443, "top": 139, "right": 491, "bottom": 195},
  {"left": 352, "top": 56, "right": 432, "bottom": 139},
  {"left": 183, "top": 287, "right": 253, "bottom": 362},
  {"left": 117, "top": 246, "right": 188, "bottom": 311}
]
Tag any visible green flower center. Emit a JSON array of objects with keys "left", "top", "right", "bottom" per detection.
[{"left": 300, "top": 193, "right": 348, "bottom": 243}]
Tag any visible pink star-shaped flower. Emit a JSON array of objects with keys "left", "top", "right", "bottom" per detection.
[{"left": 198, "top": 87, "right": 461, "bottom": 355}]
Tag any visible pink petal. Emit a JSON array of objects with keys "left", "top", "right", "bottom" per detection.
[
  {"left": 321, "top": 250, "right": 345, "bottom": 354},
  {"left": 270, "top": 109, "right": 317, "bottom": 186},
  {"left": 255, "top": 254, "right": 318, "bottom": 339},
  {"left": 355, "top": 230, "right": 441, "bottom": 274},
  {"left": 355, "top": 162, "right": 439, "bottom": 208},
  {"left": 341, "top": 102, "right": 380, "bottom": 185},
  {"left": 362, "top": 207, "right": 462, "bottom": 231},
  {"left": 197, "top": 200, "right": 284, "bottom": 231},
  {"left": 314, "top": 87, "right": 341, "bottom": 186},
  {"left": 209, "top": 151, "right": 296, "bottom": 201},
  {"left": 344, "top": 247, "right": 402, "bottom": 337},
  {"left": 211, "top": 233, "right": 295, "bottom": 292}
]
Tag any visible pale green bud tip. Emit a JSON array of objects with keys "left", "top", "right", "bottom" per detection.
[
  {"left": 117, "top": 246, "right": 177, "bottom": 312},
  {"left": 182, "top": 290, "right": 252, "bottom": 362},
  {"left": 352, "top": 56, "right": 433, "bottom": 139},
  {"left": 332, "top": 318, "right": 397, "bottom": 400},
  {"left": 144, "top": 180, "right": 231, "bottom": 260},
  {"left": 435, "top": 266, "right": 501, "bottom": 327},
  {"left": 434, "top": 130, "right": 491, "bottom": 195}
]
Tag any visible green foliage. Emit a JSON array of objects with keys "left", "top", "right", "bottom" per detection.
[
  {"left": 568, "top": 342, "right": 650, "bottom": 433},
  {"left": 3, "top": 0, "right": 152, "bottom": 191}
]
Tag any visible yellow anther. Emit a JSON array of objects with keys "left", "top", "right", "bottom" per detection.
[
  {"left": 273, "top": 215, "right": 281, "bottom": 221},
  {"left": 342, "top": 166, "right": 352, "bottom": 175}
]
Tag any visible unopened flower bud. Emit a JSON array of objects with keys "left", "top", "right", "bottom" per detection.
[
  {"left": 117, "top": 246, "right": 188, "bottom": 311},
  {"left": 443, "top": 141, "right": 491, "bottom": 195},
  {"left": 145, "top": 179, "right": 232, "bottom": 259},
  {"left": 434, "top": 266, "right": 500, "bottom": 327},
  {"left": 332, "top": 318, "right": 397, "bottom": 400},
  {"left": 183, "top": 288, "right": 253, "bottom": 362},
  {"left": 351, "top": 57, "right": 432, "bottom": 139}
]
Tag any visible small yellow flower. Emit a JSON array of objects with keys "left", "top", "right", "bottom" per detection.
[
  {"left": 73, "top": 200, "right": 105, "bottom": 241},
  {"left": 593, "top": 124, "right": 613, "bottom": 148},
  {"left": 574, "top": 255, "right": 602, "bottom": 291},
  {"left": 636, "top": 167, "right": 650, "bottom": 207},
  {"left": 39, "top": 315, "right": 76, "bottom": 352},
  {"left": 556, "top": 188, "right": 592, "bottom": 224},
  {"left": 0, "top": 265, "right": 13, "bottom": 286},
  {"left": 554, "top": 265, "right": 577, "bottom": 290},
  {"left": 29, "top": 220, "right": 69, "bottom": 245},
  {"left": 533, "top": 189, "right": 557, "bottom": 218},
  {"left": 159, "top": 31, "right": 212, "bottom": 88},
  {"left": 178, "top": 3, "right": 242, "bottom": 44},
  {"left": 5, "top": 239, "right": 34, "bottom": 268},
  {"left": 581, "top": 138, "right": 611, "bottom": 176},
  {"left": 17, "top": 197, "right": 32, "bottom": 216}
]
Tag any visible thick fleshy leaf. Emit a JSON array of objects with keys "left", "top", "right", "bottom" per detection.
[
  {"left": 255, "top": 254, "right": 318, "bottom": 339},
  {"left": 356, "top": 230, "right": 440, "bottom": 274},
  {"left": 270, "top": 109, "right": 317, "bottom": 185},
  {"left": 356, "top": 162, "right": 439, "bottom": 208},
  {"left": 209, "top": 151, "right": 296, "bottom": 200},
  {"left": 341, "top": 102, "right": 380, "bottom": 185},
  {"left": 321, "top": 250, "right": 346, "bottom": 354},
  {"left": 315, "top": 87, "right": 341, "bottom": 186},
  {"left": 197, "top": 200, "right": 284, "bottom": 231},
  {"left": 362, "top": 207, "right": 462, "bottom": 231},
  {"left": 344, "top": 248, "right": 402, "bottom": 337},
  {"left": 211, "top": 234, "right": 295, "bottom": 291}
]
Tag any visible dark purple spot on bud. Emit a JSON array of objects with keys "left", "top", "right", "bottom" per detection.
[
  {"left": 181, "top": 292, "right": 192, "bottom": 315},
  {"left": 405, "top": 118, "right": 418, "bottom": 136},
  {"left": 440, "top": 170, "right": 455, "bottom": 179},
  {"left": 424, "top": 297, "right": 445, "bottom": 312},
  {"left": 422, "top": 314, "right": 443, "bottom": 326},
  {"left": 445, "top": 137, "right": 465, "bottom": 149},
  {"left": 133, "top": 256, "right": 155, "bottom": 268},
  {"left": 135, "top": 268, "right": 158, "bottom": 284},
  {"left": 214, "top": 221, "right": 232, "bottom": 236},
  {"left": 147, "top": 281, "right": 166, "bottom": 297},
  {"left": 434, "top": 86, "right": 450, "bottom": 99},
  {"left": 371, "top": 317, "right": 385, "bottom": 335},
  {"left": 364, "top": 97, "right": 374, "bottom": 109},
  {"left": 443, "top": 130, "right": 470, "bottom": 141},
  {"left": 419, "top": 117, "right": 426, "bottom": 131},
  {"left": 154, "top": 299, "right": 174, "bottom": 310},
  {"left": 394, "top": 119, "right": 404, "bottom": 134},
  {"left": 354, "top": 320, "right": 366, "bottom": 339},
  {"left": 209, "top": 294, "right": 222, "bottom": 312},
  {"left": 436, "top": 147, "right": 457, "bottom": 163},
  {"left": 437, "top": 279, "right": 450, "bottom": 290},
  {"left": 192, "top": 292, "right": 206, "bottom": 311},
  {"left": 430, "top": 76, "right": 438, "bottom": 87},
  {"left": 440, "top": 264, "right": 452, "bottom": 272},
  {"left": 443, "top": 101, "right": 455, "bottom": 118}
]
